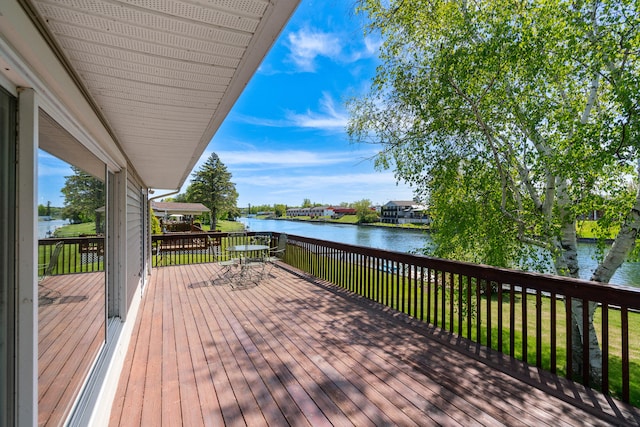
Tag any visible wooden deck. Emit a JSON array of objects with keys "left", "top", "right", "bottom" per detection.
[
  {"left": 39, "top": 271, "right": 105, "bottom": 426},
  {"left": 109, "top": 263, "right": 640, "bottom": 426}
]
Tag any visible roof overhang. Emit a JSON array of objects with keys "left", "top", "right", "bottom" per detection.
[
  {"left": 13, "top": 0, "right": 299, "bottom": 190},
  {"left": 151, "top": 201, "right": 210, "bottom": 216}
]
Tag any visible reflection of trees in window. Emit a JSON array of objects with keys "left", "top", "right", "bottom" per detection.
[{"left": 61, "top": 166, "right": 104, "bottom": 229}]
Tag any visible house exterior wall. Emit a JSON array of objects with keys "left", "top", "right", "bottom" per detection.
[
  {"left": 0, "top": 3, "right": 148, "bottom": 425},
  {"left": 381, "top": 201, "right": 430, "bottom": 225}
]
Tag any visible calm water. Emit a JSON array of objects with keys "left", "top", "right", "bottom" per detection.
[
  {"left": 240, "top": 217, "right": 640, "bottom": 288},
  {"left": 38, "top": 219, "right": 68, "bottom": 239}
]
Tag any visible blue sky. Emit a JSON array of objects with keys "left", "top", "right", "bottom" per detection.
[{"left": 38, "top": 0, "right": 414, "bottom": 208}]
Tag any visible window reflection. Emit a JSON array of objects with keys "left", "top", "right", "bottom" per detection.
[{"left": 38, "top": 143, "right": 106, "bottom": 425}]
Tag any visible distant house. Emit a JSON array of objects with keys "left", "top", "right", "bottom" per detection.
[
  {"left": 381, "top": 201, "right": 430, "bottom": 225},
  {"left": 150, "top": 201, "right": 210, "bottom": 219},
  {"left": 329, "top": 207, "right": 357, "bottom": 218},
  {"left": 287, "top": 206, "right": 332, "bottom": 217}
]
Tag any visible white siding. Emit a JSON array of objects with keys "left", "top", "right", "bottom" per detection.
[{"left": 126, "top": 177, "right": 143, "bottom": 305}]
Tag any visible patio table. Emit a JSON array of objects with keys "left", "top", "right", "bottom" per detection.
[{"left": 224, "top": 244, "right": 269, "bottom": 287}]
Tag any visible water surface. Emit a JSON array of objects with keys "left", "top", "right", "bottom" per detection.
[{"left": 240, "top": 217, "right": 640, "bottom": 288}]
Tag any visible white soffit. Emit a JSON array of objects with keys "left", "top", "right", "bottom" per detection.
[{"left": 28, "top": 0, "right": 299, "bottom": 189}]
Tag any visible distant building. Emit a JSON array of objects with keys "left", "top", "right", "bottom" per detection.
[
  {"left": 287, "top": 206, "right": 332, "bottom": 217},
  {"left": 150, "top": 201, "right": 210, "bottom": 218},
  {"left": 329, "top": 207, "right": 356, "bottom": 218},
  {"left": 381, "top": 201, "right": 430, "bottom": 225}
]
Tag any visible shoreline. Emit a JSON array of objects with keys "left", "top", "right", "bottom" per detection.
[{"left": 251, "top": 216, "right": 610, "bottom": 242}]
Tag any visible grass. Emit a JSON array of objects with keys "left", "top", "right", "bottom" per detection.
[
  {"left": 577, "top": 220, "right": 619, "bottom": 239},
  {"left": 283, "top": 245, "right": 640, "bottom": 407},
  {"left": 53, "top": 222, "right": 96, "bottom": 237},
  {"left": 38, "top": 241, "right": 103, "bottom": 275},
  {"left": 200, "top": 219, "right": 245, "bottom": 232}
]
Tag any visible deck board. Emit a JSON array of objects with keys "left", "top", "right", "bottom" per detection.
[
  {"left": 38, "top": 272, "right": 105, "bottom": 427},
  {"left": 109, "top": 263, "right": 640, "bottom": 426}
]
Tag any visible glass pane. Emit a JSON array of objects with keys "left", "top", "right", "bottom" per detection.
[{"left": 38, "top": 120, "right": 106, "bottom": 425}]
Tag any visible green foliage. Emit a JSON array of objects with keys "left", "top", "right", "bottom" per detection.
[
  {"left": 353, "top": 198, "right": 379, "bottom": 223},
  {"left": 186, "top": 153, "right": 238, "bottom": 230},
  {"left": 60, "top": 166, "right": 104, "bottom": 224},
  {"left": 166, "top": 193, "right": 188, "bottom": 203},
  {"left": 349, "top": 0, "right": 640, "bottom": 280},
  {"left": 273, "top": 204, "right": 287, "bottom": 217},
  {"left": 150, "top": 208, "right": 161, "bottom": 235}
]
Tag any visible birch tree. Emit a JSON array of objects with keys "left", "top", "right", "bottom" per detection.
[{"left": 348, "top": 0, "right": 640, "bottom": 383}]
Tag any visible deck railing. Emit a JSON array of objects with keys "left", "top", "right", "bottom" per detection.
[
  {"left": 38, "top": 236, "right": 105, "bottom": 276},
  {"left": 70, "top": 230, "right": 638, "bottom": 405},
  {"left": 280, "top": 233, "right": 640, "bottom": 406},
  {"left": 150, "top": 231, "right": 272, "bottom": 267}
]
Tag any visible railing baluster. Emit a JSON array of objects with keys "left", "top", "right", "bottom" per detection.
[
  {"left": 442, "top": 271, "right": 447, "bottom": 330},
  {"left": 433, "top": 271, "right": 439, "bottom": 327},
  {"left": 536, "top": 290, "right": 542, "bottom": 368},
  {"left": 566, "top": 298, "right": 573, "bottom": 379},
  {"left": 497, "top": 281, "right": 503, "bottom": 353},
  {"left": 467, "top": 276, "right": 472, "bottom": 340},
  {"left": 419, "top": 266, "right": 425, "bottom": 321},
  {"left": 522, "top": 285, "right": 528, "bottom": 364},
  {"left": 476, "top": 278, "right": 482, "bottom": 343},
  {"left": 602, "top": 302, "right": 609, "bottom": 394},
  {"left": 449, "top": 271, "right": 454, "bottom": 333},
  {"left": 426, "top": 267, "right": 434, "bottom": 324},
  {"left": 486, "top": 280, "right": 492, "bottom": 348},
  {"left": 509, "top": 284, "right": 515, "bottom": 357},
  {"left": 621, "top": 306, "right": 629, "bottom": 402},
  {"left": 457, "top": 274, "right": 463, "bottom": 336},
  {"left": 550, "top": 292, "right": 557, "bottom": 374},
  {"left": 583, "top": 299, "right": 590, "bottom": 387}
]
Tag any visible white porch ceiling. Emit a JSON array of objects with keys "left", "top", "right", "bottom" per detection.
[{"left": 27, "top": 0, "right": 299, "bottom": 189}]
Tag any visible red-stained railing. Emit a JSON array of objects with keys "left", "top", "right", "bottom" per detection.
[{"left": 281, "top": 233, "right": 640, "bottom": 405}]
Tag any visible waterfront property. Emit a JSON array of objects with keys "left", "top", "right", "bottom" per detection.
[
  {"left": 381, "top": 200, "right": 430, "bottom": 225},
  {"left": 37, "top": 231, "right": 640, "bottom": 424},
  {"left": 3, "top": 1, "right": 640, "bottom": 426}
]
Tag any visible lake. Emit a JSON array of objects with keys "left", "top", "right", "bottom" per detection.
[
  {"left": 38, "top": 218, "right": 69, "bottom": 239},
  {"left": 239, "top": 217, "right": 640, "bottom": 288}
]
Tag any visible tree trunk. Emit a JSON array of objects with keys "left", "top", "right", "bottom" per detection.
[
  {"left": 210, "top": 208, "right": 218, "bottom": 232},
  {"left": 570, "top": 299, "right": 602, "bottom": 384},
  {"left": 554, "top": 178, "right": 603, "bottom": 383}
]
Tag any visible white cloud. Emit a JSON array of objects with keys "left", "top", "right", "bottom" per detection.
[
  {"left": 346, "top": 35, "right": 382, "bottom": 62},
  {"left": 286, "top": 92, "right": 349, "bottom": 130},
  {"left": 233, "top": 92, "right": 349, "bottom": 132},
  {"left": 217, "top": 149, "right": 360, "bottom": 168},
  {"left": 286, "top": 27, "right": 341, "bottom": 72}
]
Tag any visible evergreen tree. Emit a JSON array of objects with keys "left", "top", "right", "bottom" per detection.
[{"left": 187, "top": 153, "right": 238, "bottom": 230}]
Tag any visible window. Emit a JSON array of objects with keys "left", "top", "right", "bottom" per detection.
[{"left": 38, "top": 112, "right": 106, "bottom": 426}]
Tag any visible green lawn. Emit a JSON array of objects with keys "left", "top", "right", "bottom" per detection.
[
  {"left": 53, "top": 222, "right": 96, "bottom": 237},
  {"left": 577, "top": 220, "right": 619, "bottom": 239},
  {"left": 200, "top": 219, "right": 245, "bottom": 232}
]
